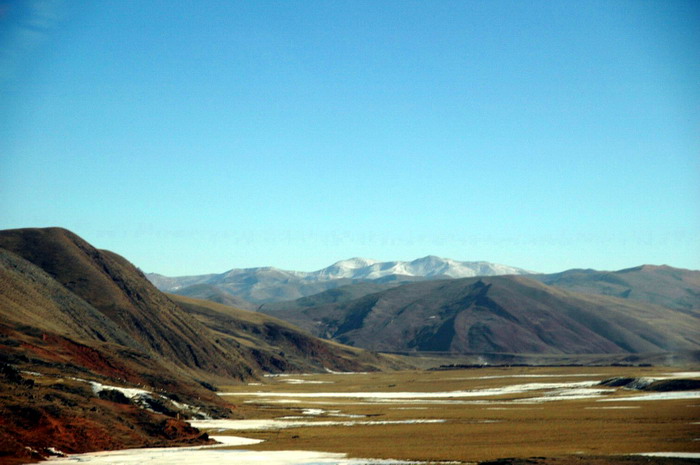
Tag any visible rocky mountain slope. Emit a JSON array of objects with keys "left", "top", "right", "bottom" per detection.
[
  {"left": 0, "top": 227, "right": 251, "bottom": 382},
  {"left": 0, "top": 227, "right": 400, "bottom": 463},
  {"left": 147, "top": 256, "right": 530, "bottom": 304},
  {"left": 0, "top": 236, "right": 234, "bottom": 462},
  {"left": 261, "top": 276, "right": 700, "bottom": 355}
]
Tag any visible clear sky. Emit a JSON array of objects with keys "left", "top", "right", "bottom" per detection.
[{"left": 1, "top": 0, "right": 698, "bottom": 276}]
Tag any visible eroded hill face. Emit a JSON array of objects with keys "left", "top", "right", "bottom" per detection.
[
  {"left": 0, "top": 229, "right": 244, "bottom": 461},
  {"left": 170, "top": 294, "right": 407, "bottom": 374},
  {"left": 0, "top": 227, "right": 253, "bottom": 381},
  {"left": 263, "top": 276, "right": 700, "bottom": 355},
  {"left": 0, "top": 227, "right": 401, "bottom": 463}
]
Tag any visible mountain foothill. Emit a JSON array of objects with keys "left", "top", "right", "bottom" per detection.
[{"left": 1, "top": 226, "right": 699, "bottom": 463}]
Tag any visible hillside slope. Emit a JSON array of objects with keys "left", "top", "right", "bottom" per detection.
[
  {"left": 262, "top": 276, "right": 700, "bottom": 354},
  {"left": 259, "top": 281, "right": 404, "bottom": 313},
  {"left": 171, "top": 294, "right": 406, "bottom": 373},
  {"left": 0, "top": 227, "right": 401, "bottom": 463},
  {"left": 168, "top": 283, "right": 258, "bottom": 311},
  {"left": 530, "top": 265, "right": 700, "bottom": 314},
  {"left": 0, "top": 227, "right": 251, "bottom": 381},
  {"left": 0, "top": 242, "right": 234, "bottom": 462}
]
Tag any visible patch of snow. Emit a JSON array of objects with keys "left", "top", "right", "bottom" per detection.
[
  {"left": 585, "top": 406, "right": 641, "bottom": 410},
  {"left": 190, "top": 418, "right": 446, "bottom": 431},
  {"left": 282, "top": 379, "right": 333, "bottom": 384},
  {"left": 69, "top": 379, "right": 211, "bottom": 419},
  {"left": 323, "top": 369, "right": 369, "bottom": 375},
  {"left": 34, "top": 447, "right": 412, "bottom": 464},
  {"left": 517, "top": 387, "right": 615, "bottom": 403},
  {"left": 210, "top": 435, "right": 263, "bottom": 446},
  {"left": 486, "top": 407, "right": 544, "bottom": 410},
  {"left": 621, "top": 377, "right": 657, "bottom": 390},
  {"left": 88, "top": 381, "right": 150, "bottom": 399},
  {"left": 636, "top": 452, "right": 700, "bottom": 459},
  {"left": 221, "top": 381, "right": 602, "bottom": 401},
  {"left": 455, "top": 374, "right": 602, "bottom": 380},
  {"left": 662, "top": 372, "right": 700, "bottom": 378},
  {"left": 300, "top": 408, "right": 365, "bottom": 418},
  {"left": 301, "top": 408, "right": 326, "bottom": 415},
  {"left": 46, "top": 447, "right": 66, "bottom": 457},
  {"left": 598, "top": 391, "right": 700, "bottom": 402}
]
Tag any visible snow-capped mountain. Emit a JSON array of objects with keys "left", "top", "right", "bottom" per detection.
[
  {"left": 147, "top": 256, "right": 531, "bottom": 304},
  {"left": 310, "top": 256, "right": 528, "bottom": 281}
]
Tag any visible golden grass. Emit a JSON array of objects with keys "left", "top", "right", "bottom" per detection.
[{"left": 214, "top": 367, "right": 700, "bottom": 463}]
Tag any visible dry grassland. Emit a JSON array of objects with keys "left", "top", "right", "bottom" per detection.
[{"left": 216, "top": 367, "right": 700, "bottom": 464}]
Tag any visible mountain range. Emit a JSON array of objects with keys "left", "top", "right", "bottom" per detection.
[
  {"left": 261, "top": 263, "right": 700, "bottom": 316},
  {"left": 260, "top": 274, "right": 700, "bottom": 355},
  {"left": 147, "top": 256, "right": 531, "bottom": 304}
]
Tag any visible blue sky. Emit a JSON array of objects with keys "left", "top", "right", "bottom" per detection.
[{"left": 1, "top": 0, "right": 698, "bottom": 275}]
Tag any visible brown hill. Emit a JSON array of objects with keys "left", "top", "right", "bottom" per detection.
[
  {"left": 262, "top": 276, "right": 700, "bottom": 354},
  {"left": 0, "top": 243, "right": 232, "bottom": 462},
  {"left": 530, "top": 265, "right": 700, "bottom": 315},
  {"left": 0, "top": 227, "right": 251, "bottom": 381},
  {"left": 0, "top": 227, "right": 399, "bottom": 463},
  {"left": 171, "top": 294, "right": 406, "bottom": 373}
]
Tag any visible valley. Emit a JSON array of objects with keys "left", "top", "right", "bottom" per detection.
[
  {"left": 4, "top": 1, "right": 697, "bottom": 464},
  {"left": 25, "top": 367, "right": 700, "bottom": 465},
  {"left": 211, "top": 366, "right": 700, "bottom": 463}
]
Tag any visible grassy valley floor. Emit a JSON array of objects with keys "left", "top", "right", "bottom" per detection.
[{"left": 205, "top": 366, "right": 700, "bottom": 464}]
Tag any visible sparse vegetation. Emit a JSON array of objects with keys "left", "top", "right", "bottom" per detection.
[{"left": 212, "top": 367, "right": 700, "bottom": 464}]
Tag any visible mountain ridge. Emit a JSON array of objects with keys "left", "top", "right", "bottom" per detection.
[
  {"left": 259, "top": 275, "right": 700, "bottom": 355},
  {"left": 530, "top": 264, "right": 700, "bottom": 314},
  {"left": 150, "top": 255, "right": 531, "bottom": 285},
  {"left": 147, "top": 256, "right": 531, "bottom": 304}
]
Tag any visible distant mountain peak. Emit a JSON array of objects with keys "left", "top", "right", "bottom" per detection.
[
  {"left": 328, "top": 257, "right": 381, "bottom": 270},
  {"left": 619, "top": 264, "right": 675, "bottom": 274},
  {"left": 410, "top": 255, "right": 450, "bottom": 266}
]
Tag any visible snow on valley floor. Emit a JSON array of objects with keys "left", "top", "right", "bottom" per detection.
[
  {"left": 219, "top": 380, "right": 616, "bottom": 403},
  {"left": 34, "top": 370, "right": 700, "bottom": 464},
  {"left": 190, "top": 418, "right": 446, "bottom": 431},
  {"left": 35, "top": 438, "right": 430, "bottom": 465},
  {"left": 636, "top": 452, "right": 700, "bottom": 459},
  {"left": 222, "top": 372, "right": 700, "bottom": 405},
  {"left": 597, "top": 391, "right": 700, "bottom": 402}
]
